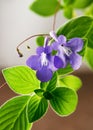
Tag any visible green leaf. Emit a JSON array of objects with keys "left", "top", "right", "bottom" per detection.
[
  {"left": 0, "top": 96, "right": 32, "bottom": 130},
  {"left": 27, "top": 94, "right": 48, "bottom": 123},
  {"left": 57, "top": 16, "right": 93, "bottom": 48},
  {"left": 63, "top": 6, "right": 74, "bottom": 19},
  {"left": 63, "top": 0, "right": 75, "bottom": 6},
  {"left": 85, "top": 47, "right": 93, "bottom": 70},
  {"left": 50, "top": 87, "right": 78, "bottom": 116},
  {"left": 2, "top": 66, "right": 40, "bottom": 94},
  {"left": 73, "top": 0, "right": 93, "bottom": 9},
  {"left": 58, "top": 75, "right": 82, "bottom": 91},
  {"left": 29, "top": 0, "right": 61, "bottom": 16},
  {"left": 46, "top": 72, "right": 57, "bottom": 92},
  {"left": 36, "top": 36, "right": 44, "bottom": 46}
]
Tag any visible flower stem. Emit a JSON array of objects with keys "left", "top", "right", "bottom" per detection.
[
  {"left": 52, "top": 0, "right": 61, "bottom": 31},
  {"left": 16, "top": 34, "right": 49, "bottom": 57}
]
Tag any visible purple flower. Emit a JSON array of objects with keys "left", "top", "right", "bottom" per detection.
[
  {"left": 50, "top": 31, "right": 83, "bottom": 70},
  {"left": 26, "top": 37, "right": 57, "bottom": 82}
]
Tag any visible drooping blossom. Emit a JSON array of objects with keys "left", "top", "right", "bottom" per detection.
[
  {"left": 26, "top": 37, "right": 57, "bottom": 82},
  {"left": 50, "top": 31, "right": 83, "bottom": 70}
]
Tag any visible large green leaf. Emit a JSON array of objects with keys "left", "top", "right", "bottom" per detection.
[
  {"left": 50, "top": 87, "right": 78, "bottom": 116},
  {"left": 57, "top": 16, "right": 93, "bottom": 48},
  {"left": 2, "top": 66, "right": 40, "bottom": 94},
  {"left": 27, "top": 94, "right": 48, "bottom": 123},
  {"left": 58, "top": 75, "right": 82, "bottom": 91},
  {"left": 85, "top": 47, "right": 93, "bottom": 70},
  {"left": 29, "top": 0, "right": 61, "bottom": 16},
  {"left": 73, "top": 0, "right": 93, "bottom": 9},
  {"left": 0, "top": 96, "right": 32, "bottom": 130}
]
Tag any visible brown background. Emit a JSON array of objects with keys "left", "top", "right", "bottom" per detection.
[{"left": 0, "top": 71, "right": 93, "bottom": 130}]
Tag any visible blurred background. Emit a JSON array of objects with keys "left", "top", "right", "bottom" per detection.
[{"left": 0, "top": 0, "right": 93, "bottom": 130}]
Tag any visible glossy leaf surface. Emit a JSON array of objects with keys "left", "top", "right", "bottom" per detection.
[
  {"left": 50, "top": 87, "right": 78, "bottom": 116},
  {"left": 27, "top": 94, "right": 48, "bottom": 123},
  {"left": 59, "top": 75, "right": 82, "bottom": 91},
  {"left": 0, "top": 96, "right": 32, "bottom": 130},
  {"left": 2, "top": 66, "right": 40, "bottom": 94}
]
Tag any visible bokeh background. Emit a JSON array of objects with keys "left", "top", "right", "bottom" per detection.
[{"left": 0, "top": 0, "right": 93, "bottom": 130}]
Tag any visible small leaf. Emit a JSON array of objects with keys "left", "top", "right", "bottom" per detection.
[
  {"left": 36, "top": 36, "right": 44, "bottom": 46},
  {"left": 34, "top": 89, "right": 44, "bottom": 97},
  {"left": 46, "top": 72, "right": 57, "bottom": 92},
  {"left": 27, "top": 94, "right": 48, "bottom": 123},
  {"left": 50, "top": 87, "right": 78, "bottom": 116},
  {"left": 58, "top": 75, "right": 82, "bottom": 91},
  {"left": 29, "top": 0, "right": 61, "bottom": 16},
  {"left": 0, "top": 96, "right": 32, "bottom": 130},
  {"left": 2, "top": 66, "right": 40, "bottom": 94},
  {"left": 63, "top": 0, "right": 75, "bottom": 6},
  {"left": 73, "top": 0, "right": 93, "bottom": 9},
  {"left": 63, "top": 6, "right": 74, "bottom": 19},
  {"left": 85, "top": 47, "right": 93, "bottom": 70}
]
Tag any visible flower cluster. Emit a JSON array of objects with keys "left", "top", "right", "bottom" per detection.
[{"left": 26, "top": 31, "right": 83, "bottom": 82}]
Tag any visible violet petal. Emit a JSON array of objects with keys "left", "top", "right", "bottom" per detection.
[
  {"left": 69, "top": 53, "right": 82, "bottom": 70},
  {"left": 44, "top": 46, "right": 52, "bottom": 54},
  {"left": 36, "top": 47, "right": 44, "bottom": 55},
  {"left": 67, "top": 38, "right": 83, "bottom": 52},
  {"left": 26, "top": 55, "right": 41, "bottom": 70},
  {"left": 57, "top": 35, "right": 66, "bottom": 45},
  {"left": 48, "top": 55, "right": 58, "bottom": 71},
  {"left": 36, "top": 67, "right": 53, "bottom": 82},
  {"left": 54, "top": 56, "right": 65, "bottom": 68}
]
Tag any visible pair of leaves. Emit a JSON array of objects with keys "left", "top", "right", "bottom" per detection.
[
  {"left": 0, "top": 66, "right": 78, "bottom": 129},
  {"left": 30, "top": 0, "right": 74, "bottom": 19},
  {"left": 0, "top": 89, "right": 78, "bottom": 128},
  {"left": 29, "top": 0, "right": 93, "bottom": 19}
]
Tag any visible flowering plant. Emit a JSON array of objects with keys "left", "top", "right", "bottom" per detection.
[{"left": 0, "top": 0, "right": 93, "bottom": 130}]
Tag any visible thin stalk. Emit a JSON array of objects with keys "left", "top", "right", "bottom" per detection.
[
  {"left": 16, "top": 34, "right": 49, "bottom": 57},
  {"left": 52, "top": 0, "right": 61, "bottom": 31}
]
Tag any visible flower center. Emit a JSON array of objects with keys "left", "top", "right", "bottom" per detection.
[
  {"left": 41, "top": 52, "right": 48, "bottom": 66},
  {"left": 62, "top": 46, "right": 72, "bottom": 56},
  {"left": 59, "top": 44, "right": 72, "bottom": 56}
]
